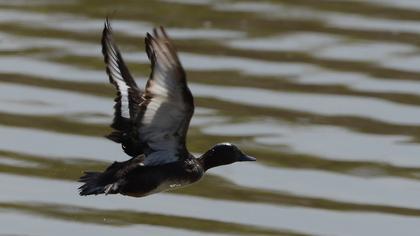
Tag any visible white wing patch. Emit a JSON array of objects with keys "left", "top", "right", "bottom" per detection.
[
  {"left": 142, "top": 63, "right": 183, "bottom": 124},
  {"left": 114, "top": 76, "right": 130, "bottom": 119},
  {"left": 142, "top": 96, "right": 166, "bottom": 124}
]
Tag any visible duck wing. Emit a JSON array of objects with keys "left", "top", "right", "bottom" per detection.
[
  {"left": 139, "top": 26, "right": 194, "bottom": 166},
  {"left": 103, "top": 20, "right": 194, "bottom": 165},
  {"left": 102, "top": 18, "right": 144, "bottom": 157}
]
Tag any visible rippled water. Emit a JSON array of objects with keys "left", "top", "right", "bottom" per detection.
[{"left": 3, "top": 0, "right": 420, "bottom": 235}]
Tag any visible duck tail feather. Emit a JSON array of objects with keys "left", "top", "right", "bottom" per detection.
[{"left": 78, "top": 172, "right": 107, "bottom": 196}]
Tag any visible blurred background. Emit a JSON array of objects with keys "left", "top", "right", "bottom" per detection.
[{"left": 2, "top": 0, "right": 420, "bottom": 235}]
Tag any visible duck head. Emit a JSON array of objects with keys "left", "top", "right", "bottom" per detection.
[{"left": 199, "top": 143, "right": 256, "bottom": 171}]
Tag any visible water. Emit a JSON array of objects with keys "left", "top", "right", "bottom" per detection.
[{"left": 2, "top": 0, "right": 420, "bottom": 235}]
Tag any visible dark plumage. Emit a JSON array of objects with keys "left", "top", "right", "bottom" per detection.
[{"left": 78, "top": 18, "right": 255, "bottom": 198}]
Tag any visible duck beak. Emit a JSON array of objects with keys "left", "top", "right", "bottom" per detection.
[{"left": 239, "top": 154, "right": 256, "bottom": 162}]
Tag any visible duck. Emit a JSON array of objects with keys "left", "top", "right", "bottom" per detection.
[{"left": 78, "top": 18, "right": 256, "bottom": 198}]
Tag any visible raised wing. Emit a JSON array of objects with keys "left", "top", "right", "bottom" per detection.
[
  {"left": 102, "top": 18, "right": 144, "bottom": 157},
  {"left": 139, "top": 27, "right": 194, "bottom": 166}
]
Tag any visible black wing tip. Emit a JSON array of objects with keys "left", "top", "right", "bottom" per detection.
[
  {"left": 101, "top": 18, "right": 112, "bottom": 52},
  {"left": 145, "top": 33, "right": 157, "bottom": 64},
  {"left": 144, "top": 33, "right": 154, "bottom": 60},
  {"left": 152, "top": 27, "right": 158, "bottom": 37},
  {"left": 145, "top": 26, "right": 171, "bottom": 61},
  {"left": 145, "top": 25, "right": 169, "bottom": 42},
  {"left": 150, "top": 26, "right": 168, "bottom": 39},
  {"left": 145, "top": 32, "right": 153, "bottom": 44},
  {"left": 102, "top": 17, "right": 114, "bottom": 51},
  {"left": 159, "top": 26, "right": 168, "bottom": 38},
  {"left": 104, "top": 17, "right": 112, "bottom": 34}
]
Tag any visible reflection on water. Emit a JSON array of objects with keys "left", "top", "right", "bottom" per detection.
[{"left": 3, "top": 0, "right": 420, "bottom": 235}]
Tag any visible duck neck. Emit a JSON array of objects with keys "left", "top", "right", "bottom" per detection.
[{"left": 198, "top": 157, "right": 214, "bottom": 171}]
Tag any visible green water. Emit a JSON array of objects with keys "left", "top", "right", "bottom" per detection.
[{"left": 2, "top": 0, "right": 420, "bottom": 235}]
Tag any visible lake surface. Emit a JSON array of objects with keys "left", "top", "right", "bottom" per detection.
[{"left": 3, "top": 0, "right": 420, "bottom": 235}]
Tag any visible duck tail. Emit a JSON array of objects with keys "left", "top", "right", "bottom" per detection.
[
  {"left": 78, "top": 171, "right": 118, "bottom": 196},
  {"left": 78, "top": 172, "right": 105, "bottom": 195}
]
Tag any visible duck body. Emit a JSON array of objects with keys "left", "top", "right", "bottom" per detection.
[
  {"left": 78, "top": 19, "right": 255, "bottom": 198},
  {"left": 80, "top": 155, "right": 203, "bottom": 197}
]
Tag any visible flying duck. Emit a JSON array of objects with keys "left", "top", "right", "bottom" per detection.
[{"left": 78, "top": 19, "right": 256, "bottom": 197}]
